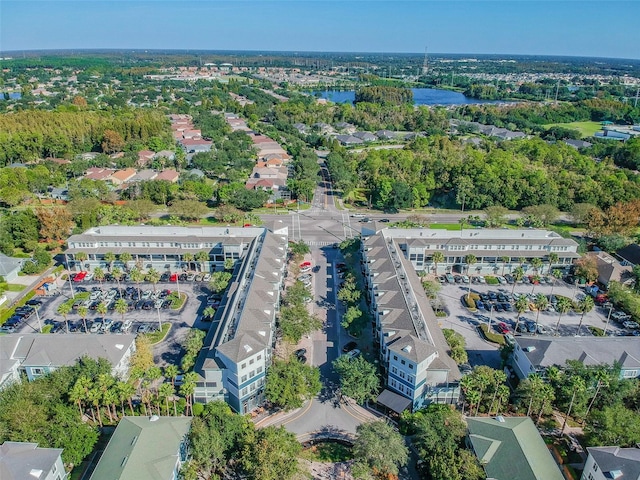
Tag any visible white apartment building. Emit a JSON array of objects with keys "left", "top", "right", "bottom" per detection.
[
  {"left": 362, "top": 230, "right": 461, "bottom": 412},
  {"left": 365, "top": 226, "right": 580, "bottom": 275},
  {"left": 581, "top": 446, "right": 640, "bottom": 480}
]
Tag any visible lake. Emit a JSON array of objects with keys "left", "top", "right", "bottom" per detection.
[{"left": 313, "top": 88, "right": 494, "bottom": 106}]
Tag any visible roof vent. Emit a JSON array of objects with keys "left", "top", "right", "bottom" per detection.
[
  {"left": 150, "top": 415, "right": 160, "bottom": 422},
  {"left": 115, "top": 344, "right": 124, "bottom": 350},
  {"left": 244, "top": 344, "right": 253, "bottom": 353},
  {"left": 609, "top": 470, "right": 623, "bottom": 479},
  {"left": 496, "top": 415, "right": 506, "bottom": 423},
  {"left": 29, "top": 469, "right": 43, "bottom": 479},
  {"left": 403, "top": 345, "right": 412, "bottom": 353},
  {"left": 258, "top": 330, "right": 266, "bottom": 337},
  {"left": 524, "top": 346, "right": 536, "bottom": 352}
]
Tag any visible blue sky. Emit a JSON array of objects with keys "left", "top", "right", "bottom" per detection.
[{"left": 1, "top": 1, "right": 639, "bottom": 59}]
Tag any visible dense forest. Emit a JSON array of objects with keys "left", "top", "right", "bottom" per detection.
[
  {"left": 0, "top": 109, "right": 172, "bottom": 165},
  {"left": 354, "top": 85, "right": 413, "bottom": 106},
  {"left": 326, "top": 135, "right": 640, "bottom": 211}
]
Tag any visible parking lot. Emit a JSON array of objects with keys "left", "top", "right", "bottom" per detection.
[
  {"left": 13, "top": 275, "right": 212, "bottom": 366},
  {"left": 434, "top": 274, "right": 632, "bottom": 367}
]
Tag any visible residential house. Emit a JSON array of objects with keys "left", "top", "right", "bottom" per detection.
[
  {"left": 362, "top": 230, "right": 461, "bottom": 412},
  {"left": 84, "top": 167, "right": 115, "bottom": 182},
  {"left": 564, "top": 139, "right": 593, "bottom": 149},
  {"left": 587, "top": 251, "right": 634, "bottom": 288},
  {"left": 336, "top": 135, "right": 364, "bottom": 146},
  {"left": 181, "top": 138, "right": 213, "bottom": 154},
  {"left": 581, "top": 446, "right": 640, "bottom": 480},
  {"left": 312, "top": 122, "right": 334, "bottom": 134},
  {"left": 511, "top": 336, "right": 640, "bottom": 380},
  {"left": 616, "top": 243, "right": 640, "bottom": 266},
  {"left": 335, "top": 122, "right": 356, "bottom": 134},
  {"left": 110, "top": 169, "right": 137, "bottom": 186},
  {"left": 0, "top": 252, "right": 24, "bottom": 282},
  {"left": 155, "top": 169, "right": 180, "bottom": 183},
  {"left": 89, "top": 416, "right": 191, "bottom": 480},
  {"left": 0, "top": 441, "right": 66, "bottom": 480},
  {"left": 353, "top": 131, "right": 377, "bottom": 142},
  {"left": 375, "top": 130, "right": 396, "bottom": 140},
  {"left": 137, "top": 150, "right": 155, "bottom": 167},
  {"left": 155, "top": 150, "right": 176, "bottom": 162},
  {"left": 130, "top": 169, "right": 158, "bottom": 183},
  {"left": 466, "top": 416, "right": 564, "bottom": 480},
  {"left": 293, "top": 123, "right": 308, "bottom": 134},
  {"left": 595, "top": 130, "right": 631, "bottom": 141},
  {"left": 0, "top": 334, "right": 137, "bottom": 388}
]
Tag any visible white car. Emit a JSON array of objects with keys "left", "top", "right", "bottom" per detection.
[
  {"left": 351, "top": 213, "right": 365, "bottom": 218},
  {"left": 623, "top": 320, "right": 639, "bottom": 330},
  {"left": 344, "top": 349, "right": 361, "bottom": 360},
  {"left": 90, "top": 321, "right": 102, "bottom": 333},
  {"left": 203, "top": 273, "right": 211, "bottom": 282}
]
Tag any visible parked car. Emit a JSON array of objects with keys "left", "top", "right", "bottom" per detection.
[
  {"left": 0, "top": 325, "right": 16, "bottom": 333},
  {"left": 203, "top": 273, "right": 211, "bottom": 282},
  {"left": 496, "top": 322, "right": 510, "bottom": 334},
  {"left": 623, "top": 320, "right": 640, "bottom": 330},
  {"left": 342, "top": 341, "right": 358, "bottom": 353},
  {"left": 160, "top": 272, "right": 170, "bottom": 282},
  {"left": 504, "top": 274, "right": 514, "bottom": 284},
  {"left": 461, "top": 275, "right": 470, "bottom": 284},
  {"left": 344, "top": 349, "right": 361, "bottom": 360},
  {"left": 90, "top": 321, "right": 102, "bottom": 333},
  {"left": 111, "top": 321, "right": 123, "bottom": 333},
  {"left": 294, "top": 348, "right": 307, "bottom": 359},
  {"left": 445, "top": 274, "right": 455, "bottom": 284},
  {"left": 496, "top": 276, "right": 506, "bottom": 285}
]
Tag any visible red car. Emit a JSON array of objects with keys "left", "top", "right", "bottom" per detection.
[
  {"left": 73, "top": 271, "right": 87, "bottom": 282},
  {"left": 496, "top": 322, "right": 510, "bottom": 334},
  {"left": 300, "top": 261, "right": 312, "bottom": 268},
  {"left": 170, "top": 273, "right": 178, "bottom": 282}
]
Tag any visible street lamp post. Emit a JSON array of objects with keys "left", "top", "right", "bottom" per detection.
[
  {"left": 34, "top": 304, "right": 42, "bottom": 333},
  {"left": 603, "top": 305, "right": 613, "bottom": 336},
  {"left": 67, "top": 270, "right": 75, "bottom": 299},
  {"left": 156, "top": 306, "right": 162, "bottom": 330}
]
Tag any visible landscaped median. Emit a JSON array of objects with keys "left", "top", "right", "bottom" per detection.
[
  {"left": 477, "top": 323, "right": 506, "bottom": 345},
  {"left": 144, "top": 322, "right": 171, "bottom": 344},
  {"left": 169, "top": 292, "right": 187, "bottom": 310}
]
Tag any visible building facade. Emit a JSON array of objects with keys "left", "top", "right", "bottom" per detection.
[
  {"left": 367, "top": 227, "right": 579, "bottom": 275},
  {"left": 581, "top": 446, "right": 640, "bottom": 480},
  {"left": 362, "top": 229, "right": 461, "bottom": 412},
  {"left": 0, "top": 441, "right": 66, "bottom": 480}
]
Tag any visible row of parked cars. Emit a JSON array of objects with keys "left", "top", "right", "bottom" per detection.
[
  {"left": 73, "top": 287, "right": 174, "bottom": 311},
  {"left": 46, "top": 317, "right": 157, "bottom": 335},
  {"left": 440, "top": 273, "right": 556, "bottom": 286},
  {"left": 1, "top": 299, "right": 43, "bottom": 332},
  {"left": 71, "top": 271, "right": 212, "bottom": 283}
]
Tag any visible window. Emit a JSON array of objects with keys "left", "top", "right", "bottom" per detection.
[
  {"left": 408, "top": 375, "right": 415, "bottom": 384},
  {"left": 408, "top": 363, "right": 414, "bottom": 370},
  {"left": 242, "top": 387, "right": 248, "bottom": 396},
  {"left": 32, "top": 368, "right": 44, "bottom": 376},
  {"left": 391, "top": 366, "right": 397, "bottom": 374},
  {"left": 257, "top": 355, "right": 262, "bottom": 360},
  {"left": 250, "top": 383, "right": 256, "bottom": 392},
  {"left": 241, "top": 363, "right": 246, "bottom": 369},
  {"left": 249, "top": 370, "right": 255, "bottom": 378},
  {"left": 205, "top": 382, "right": 217, "bottom": 388},
  {"left": 241, "top": 375, "right": 247, "bottom": 383},
  {"left": 623, "top": 370, "right": 638, "bottom": 378},
  {"left": 393, "top": 355, "right": 398, "bottom": 361},
  {"left": 52, "top": 464, "right": 57, "bottom": 474},
  {"left": 257, "top": 366, "right": 263, "bottom": 374},
  {"left": 249, "top": 358, "right": 254, "bottom": 365},
  {"left": 401, "top": 360, "right": 406, "bottom": 365},
  {"left": 399, "top": 372, "right": 405, "bottom": 379}
]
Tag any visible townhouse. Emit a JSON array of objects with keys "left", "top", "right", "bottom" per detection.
[{"left": 361, "top": 229, "right": 461, "bottom": 412}]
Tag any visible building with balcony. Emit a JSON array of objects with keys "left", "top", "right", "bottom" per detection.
[
  {"left": 65, "top": 224, "right": 288, "bottom": 414},
  {"left": 361, "top": 230, "right": 461, "bottom": 412},
  {"left": 361, "top": 226, "right": 579, "bottom": 275}
]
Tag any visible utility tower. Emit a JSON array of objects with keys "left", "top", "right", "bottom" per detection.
[{"left": 421, "top": 46, "right": 429, "bottom": 76}]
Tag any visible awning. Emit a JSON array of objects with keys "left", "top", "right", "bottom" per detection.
[{"left": 376, "top": 389, "right": 412, "bottom": 413}]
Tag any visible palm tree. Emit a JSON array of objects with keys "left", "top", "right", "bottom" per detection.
[
  {"left": 97, "top": 301, "right": 108, "bottom": 317},
  {"left": 70, "top": 377, "right": 91, "bottom": 417},
  {"left": 500, "top": 256, "right": 510, "bottom": 276},
  {"left": 130, "top": 267, "right": 145, "bottom": 298},
  {"left": 116, "top": 381, "right": 136, "bottom": 417},
  {"left": 576, "top": 296, "right": 595, "bottom": 336},
  {"left": 146, "top": 267, "right": 160, "bottom": 292},
  {"left": 74, "top": 251, "right": 88, "bottom": 271},
  {"left": 182, "top": 252, "right": 194, "bottom": 271},
  {"left": 180, "top": 372, "right": 199, "bottom": 416},
  {"left": 115, "top": 298, "right": 128, "bottom": 323},
  {"left": 88, "top": 386, "right": 103, "bottom": 427},
  {"left": 514, "top": 296, "right": 529, "bottom": 333},
  {"left": 561, "top": 376, "right": 586, "bottom": 436},
  {"left": 97, "top": 373, "right": 116, "bottom": 423},
  {"left": 549, "top": 268, "right": 563, "bottom": 298},
  {"left": 164, "top": 364, "right": 179, "bottom": 387},
  {"left": 112, "top": 267, "right": 123, "bottom": 294},
  {"left": 584, "top": 368, "right": 610, "bottom": 419},
  {"left": 547, "top": 253, "right": 559, "bottom": 275},
  {"left": 196, "top": 251, "right": 209, "bottom": 273},
  {"left": 119, "top": 252, "right": 133, "bottom": 272},
  {"left": 511, "top": 266, "right": 524, "bottom": 296},
  {"left": 158, "top": 383, "right": 174, "bottom": 416},
  {"left": 203, "top": 306, "right": 216, "bottom": 320},
  {"left": 104, "top": 251, "right": 116, "bottom": 271},
  {"left": 464, "top": 254, "right": 477, "bottom": 298},
  {"left": 531, "top": 258, "right": 543, "bottom": 276},
  {"left": 224, "top": 258, "right": 235, "bottom": 271},
  {"left": 432, "top": 251, "right": 445, "bottom": 276},
  {"left": 77, "top": 305, "right": 89, "bottom": 333},
  {"left": 57, "top": 301, "right": 72, "bottom": 333},
  {"left": 93, "top": 266, "right": 105, "bottom": 285},
  {"left": 554, "top": 297, "right": 572, "bottom": 336},
  {"left": 533, "top": 293, "right": 548, "bottom": 335}
]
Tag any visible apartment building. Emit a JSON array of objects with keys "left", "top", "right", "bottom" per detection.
[
  {"left": 65, "top": 224, "right": 288, "bottom": 414},
  {"left": 65, "top": 225, "right": 264, "bottom": 273},
  {"left": 581, "top": 446, "right": 640, "bottom": 480},
  {"left": 366, "top": 227, "right": 580, "bottom": 275},
  {"left": 362, "top": 230, "right": 461, "bottom": 412},
  {"left": 0, "top": 442, "right": 66, "bottom": 480}
]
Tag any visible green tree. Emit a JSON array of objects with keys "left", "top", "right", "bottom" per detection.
[
  {"left": 431, "top": 251, "right": 445, "bottom": 275},
  {"left": 164, "top": 364, "right": 180, "bottom": 387},
  {"left": 585, "top": 403, "right": 640, "bottom": 447},
  {"left": 531, "top": 257, "right": 544, "bottom": 275},
  {"left": 333, "top": 355, "right": 380, "bottom": 405},
  {"left": 96, "top": 301, "right": 108, "bottom": 317},
  {"left": 484, "top": 205, "right": 509, "bottom": 227},
  {"left": 241, "top": 426, "right": 301, "bottom": 480},
  {"left": 209, "top": 271, "right": 232, "bottom": 294},
  {"left": 278, "top": 303, "right": 322, "bottom": 343},
  {"left": 129, "top": 266, "right": 145, "bottom": 298},
  {"left": 93, "top": 266, "right": 105, "bottom": 284},
  {"left": 576, "top": 295, "right": 595, "bottom": 336},
  {"left": 119, "top": 252, "right": 132, "bottom": 270},
  {"left": 264, "top": 359, "right": 321, "bottom": 410},
  {"left": 169, "top": 199, "right": 209, "bottom": 220},
  {"left": 554, "top": 297, "right": 573, "bottom": 336},
  {"left": 57, "top": 301, "right": 72, "bottom": 334},
  {"left": 195, "top": 251, "right": 210, "bottom": 273},
  {"left": 114, "top": 298, "right": 128, "bottom": 323},
  {"left": 77, "top": 305, "right": 89, "bottom": 333},
  {"left": 289, "top": 240, "right": 310, "bottom": 259},
  {"left": 514, "top": 295, "right": 529, "bottom": 333},
  {"left": 104, "top": 251, "right": 116, "bottom": 271},
  {"left": 533, "top": 293, "right": 548, "bottom": 335},
  {"left": 352, "top": 421, "right": 408, "bottom": 478},
  {"left": 146, "top": 267, "right": 160, "bottom": 292},
  {"left": 456, "top": 175, "right": 474, "bottom": 212}
]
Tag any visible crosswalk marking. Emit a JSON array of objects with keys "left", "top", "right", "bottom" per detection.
[{"left": 306, "top": 241, "right": 333, "bottom": 246}]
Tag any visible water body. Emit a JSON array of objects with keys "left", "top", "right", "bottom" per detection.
[
  {"left": 313, "top": 88, "right": 495, "bottom": 106},
  {"left": 1, "top": 92, "right": 22, "bottom": 100}
]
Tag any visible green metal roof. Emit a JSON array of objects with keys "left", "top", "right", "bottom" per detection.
[
  {"left": 467, "top": 416, "right": 563, "bottom": 480},
  {"left": 89, "top": 416, "right": 191, "bottom": 480}
]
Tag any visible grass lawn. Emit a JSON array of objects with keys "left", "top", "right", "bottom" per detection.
[
  {"left": 170, "top": 292, "right": 187, "bottom": 310},
  {"left": 429, "top": 223, "right": 463, "bottom": 231},
  {"left": 478, "top": 324, "right": 506, "bottom": 345},
  {"left": 301, "top": 442, "right": 353, "bottom": 462},
  {"left": 542, "top": 121, "right": 601, "bottom": 138},
  {"left": 3, "top": 283, "right": 26, "bottom": 292},
  {"left": 144, "top": 323, "right": 171, "bottom": 344}
]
